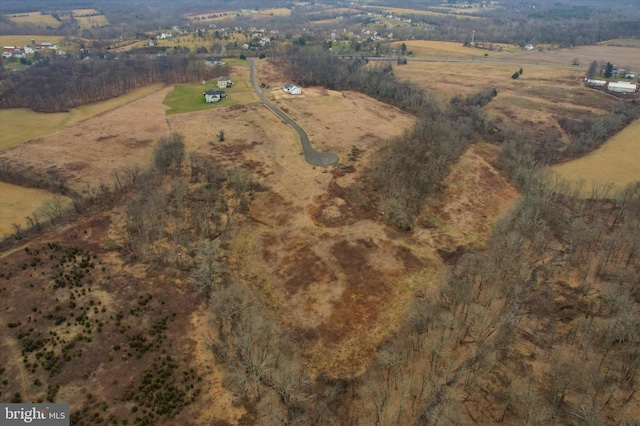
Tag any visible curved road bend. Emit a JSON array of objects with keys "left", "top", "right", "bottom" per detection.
[{"left": 250, "top": 58, "right": 339, "bottom": 167}]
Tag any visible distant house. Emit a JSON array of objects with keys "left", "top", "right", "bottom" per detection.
[
  {"left": 204, "top": 89, "right": 227, "bottom": 103},
  {"left": 607, "top": 81, "right": 637, "bottom": 93},
  {"left": 283, "top": 84, "right": 302, "bottom": 95},
  {"left": 217, "top": 76, "right": 234, "bottom": 89},
  {"left": 205, "top": 57, "right": 224, "bottom": 67},
  {"left": 525, "top": 43, "right": 534, "bottom": 51}
]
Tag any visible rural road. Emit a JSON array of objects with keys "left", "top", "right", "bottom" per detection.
[{"left": 249, "top": 58, "right": 339, "bottom": 167}]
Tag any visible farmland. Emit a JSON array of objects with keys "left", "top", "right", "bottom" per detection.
[
  {"left": 551, "top": 119, "right": 640, "bottom": 193},
  {"left": 6, "top": 12, "right": 62, "bottom": 28},
  {"left": 0, "top": 183, "right": 70, "bottom": 238},
  {"left": 0, "top": 85, "right": 165, "bottom": 151}
]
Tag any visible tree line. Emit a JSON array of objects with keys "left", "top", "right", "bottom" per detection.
[{"left": 0, "top": 54, "right": 226, "bottom": 112}]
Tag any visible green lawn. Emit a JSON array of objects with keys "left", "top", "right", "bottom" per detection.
[{"left": 163, "top": 72, "right": 259, "bottom": 115}]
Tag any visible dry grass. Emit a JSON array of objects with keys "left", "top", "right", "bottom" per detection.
[
  {"left": 7, "top": 12, "right": 62, "bottom": 28},
  {"left": 0, "top": 85, "right": 165, "bottom": 151},
  {"left": 363, "top": 5, "right": 483, "bottom": 20},
  {"left": 393, "top": 60, "right": 614, "bottom": 131},
  {"left": 392, "top": 40, "right": 516, "bottom": 59},
  {"left": 0, "top": 182, "right": 70, "bottom": 239},
  {"left": 494, "top": 45, "right": 640, "bottom": 70},
  {"left": 598, "top": 39, "right": 640, "bottom": 48},
  {"left": 550, "top": 119, "right": 640, "bottom": 193},
  {"left": 0, "top": 35, "right": 64, "bottom": 47},
  {"left": 74, "top": 15, "right": 109, "bottom": 29},
  {"left": 0, "top": 87, "right": 172, "bottom": 191}
]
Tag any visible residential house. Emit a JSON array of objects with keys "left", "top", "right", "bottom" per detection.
[
  {"left": 525, "top": 44, "right": 534, "bottom": 51},
  {"left": 204, "top": 89, "right": 227, "bottom": 103},
  {"left": 585, "top": 79, "right": 607, "bottom": 87},
  {"left": 205, "top": 57, "right": 224, "bottom": 67},
  {"left": 283, "top": 84, "right": 302, "bottom": 95},
  {"left": 217, "top": 76, "right": 234, "bottom": 89}
]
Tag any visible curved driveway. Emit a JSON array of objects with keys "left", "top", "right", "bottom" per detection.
[{"left": 250, "top": 59, "right": 339, "bottom": 167}]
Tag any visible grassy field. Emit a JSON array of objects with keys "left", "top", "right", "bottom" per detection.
[
  {"left": 0, "top": 35, "right": 64, "bottom": 47},
  {"left": 0, "top": 182, "right": 70, "bottom": 239},
  {"left": 363, "top": 5, "right": 483, "bottom": 19},
  {"left": 390, "top": 40, "right": 516, "bottom": 59},
  {"left": 550, "top": 119, "right": 640, "bottom": 193},
  {"left": 598, "top": 39, "right": 640, "bottom": 48},
  {"left": 163, "top": 79, "right": 259, "bottom": 115},
  {"left": 73, "top": 13, "right": 109, "bottom": 29},
  {"left": 7, "top": 12, "right": 62, "bottom": 28},
  {"left": 0, "top": 85, "right": 164, "bottom": 151}
]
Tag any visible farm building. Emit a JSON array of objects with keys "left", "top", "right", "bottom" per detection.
[
  {"left": 283, "top": 84, "right": 302, "bottom": 95},
  {"left": 586, "top": 79, "right": 607, "bottom": 87},
  {"left": 204, "top": 90, "right": 227, "bottom": 103},
  {"left": 217, "top": 77, "right": 234, "bottom": 89},
  {"left": 607, "top": 81, "right": 637, "bottom": 93}
]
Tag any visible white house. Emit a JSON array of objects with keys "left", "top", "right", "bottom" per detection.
[
  {"left": 283, "top": 84, "right": 302, "bottom": 95},
  {"left": 204, "top": 89, "right": 227, "bottom": 103},
  {"left": 217, "top": 76, "right": 234, "bottom": 89},
  {"left": 525, "top": 43, "right": 534, "bottom": 51},
  {"left": 607, "top": 81, "right": 637, "bottom": 93}
]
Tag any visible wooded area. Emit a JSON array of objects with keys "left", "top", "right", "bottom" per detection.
[{"left": 0, "top": 55, "right": 225, "bottom": 112}]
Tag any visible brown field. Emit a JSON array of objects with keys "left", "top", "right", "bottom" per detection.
[
  {"left": 0, "top": 35, "right": 64, "bottom": 48},
  {"left": 392, "top": 60, "right": 616, "bottom": 135},
  {"left": 363, "top": 5, "right": 483, "bottom": 19},
  {"left": 7, "top": 12, "right": 62, "bottom": 28},
  {"left": 74, "top": 15, "right": 109, "bottom": 29},
  {"left": 493, "top": 45, "right": 640, "bottom": 70},
  {"left": 599, "top": 38, "right": 640, "bottom": 48},
  {"left": 0, "top": 183, "right": 70, "bottom": 239},
  {"left": 391, "top": 40, "right": 517, "bottom": 59},
  {"left": 550, "top": 119, "right": 640, "bottom": 193},
  {"left": 0, "top": 85, "right": 165, "bottom": 151}
]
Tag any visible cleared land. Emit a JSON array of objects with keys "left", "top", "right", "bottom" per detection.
[
  {"left": 363, "top": 5, "right": 483, "bottom": 19},
  {"left": 493, "top": 45, "right": 640, "bottom": 70},
  {"left": 0, "top": 85, "right": 165, "bottom": 151},
  {"left": 163, "top": 63, "right": 258, "bottom": 115},
  {"left": 550, "top": 119, "right": 640, "bottom": 193},
  {"left": 393, "top": 60, "right": 614, "bottom": 132},
  {"left": 0, "top": 35, "right": 64, "bottom": 48},
  {"left": 0, "top": 183, "right": 70, "bottom": 239},
  {"left": 391, "top": 40, "right": 517, "bottom": 59},
  {"left": 7, "top": 12, "right": 62, "bottom": 28},
  {"left": 599, "top": 38, "right": 640, "bottom": 48}
]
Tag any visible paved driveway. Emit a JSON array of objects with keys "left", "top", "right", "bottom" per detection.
[{"left": 250, "top": 59, "right": 339, "bottom": 167}]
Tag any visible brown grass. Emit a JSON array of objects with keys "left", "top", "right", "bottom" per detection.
[{"left": 7, "top": 12, "right": 62, "bottom": 28}]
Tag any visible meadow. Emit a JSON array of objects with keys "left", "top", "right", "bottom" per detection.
[
  {"left": 550, "top": 119, "right": 640, "bottom": 193},
  {"left": 6, "top": 12, "right": 62, "bottom": 28},
  {"left": 0, "top": 35, "right": 64, "bottom": 47},
  {"left": 0, "top": 182, "right": 70, "bottom": 239},
  {"left": 72, "top": 9, "right": 109, "bottom": 29},
  {"left": 0, "top": 85, "right": 164, "bottom": 151}
]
